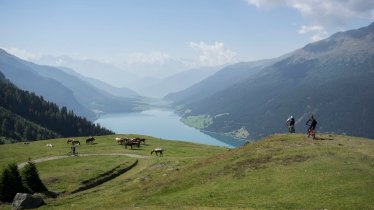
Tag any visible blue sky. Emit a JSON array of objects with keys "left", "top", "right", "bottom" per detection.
[{"left": 1, "top": 0, "right": 373, "bottom": 74}]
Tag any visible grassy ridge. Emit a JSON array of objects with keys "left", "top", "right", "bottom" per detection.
[{"left": 1, "top": 134, "right": 373, "bottom": 209}]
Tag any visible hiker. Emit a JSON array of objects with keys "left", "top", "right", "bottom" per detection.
[
  {"left": 286, "top": 116, "right": 295, "bottom": 133},
  {"left": 306, "top": 115, "right": 317, "bottom": 138}
]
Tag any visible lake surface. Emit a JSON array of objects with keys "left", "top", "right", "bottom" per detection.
[{"left": 95, "top": 109, "right": 245, "bottom": 147}]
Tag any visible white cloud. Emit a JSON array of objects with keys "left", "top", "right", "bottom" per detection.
[
  {"left": 247, "top": 0, "right": 374, "bottom": 25},
  {"left": 124, "top": 52, "right": 171, "bottom": 65},
  {"left": 3, "top": 47, "right": 41, "bottom": 61},
  {"left": 298, "top": 25, "right": 328, "bottom": 41},
  {"left": 189, "top": 41, "right": 238, "bottom": 67},
  {"left": 246, "top": 0, "right": 374, "bottom": 40},
  {"left": 297, "top": 25, "right": 324, "bottom": 34},
  {"left": 246, "top": 0, "right": 281, "bottom": 8}
]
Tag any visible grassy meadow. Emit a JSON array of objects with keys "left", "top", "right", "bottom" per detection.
[{"left": 0, "top": 133, "right": 373, "bottom": 209}]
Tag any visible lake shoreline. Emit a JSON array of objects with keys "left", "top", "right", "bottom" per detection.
[{"left": 95, "top": 109, "right": 244, "bottom": 147}]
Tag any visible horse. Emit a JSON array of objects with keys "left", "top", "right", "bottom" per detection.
[
  {"left": 86, "top": 137, "right": 95, "bottom": 144},
  {"left": 124, "top": 138, "right": 140, "bottom": 149},
  {"left": 45, "top": 144, "right": 53, "bottom": 148},
  {"left": 139, "top": 138, "right": 146, "bottom": 145},
  {"left": 72, "top": 140, "right": 80, "bottom": 145},
  {"left": 67, "top": 138, "right": 80, "bottom": 145},
  {"left": 115, "top": 137, "right": 126, "bottom": 144},
  {"left": 67, "top": 138, "right": 74, "bottom": 144},
  {"left": 151, "top": 148, "right": 163, "bottom": 156},
  {"left": 130, "top": 137, "right": 145, "bottom": 145}
]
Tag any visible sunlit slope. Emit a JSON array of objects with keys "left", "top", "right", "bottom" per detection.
[
  {"left": 126, "top": 134, "right": 374, "bottom": 209},
  {"left": 5, "top": 134, "right": 370, "bottom": 210}
]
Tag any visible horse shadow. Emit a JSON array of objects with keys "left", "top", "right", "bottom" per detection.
[{"left": 315, "top": 137, "right": 334, "bottom": 141}]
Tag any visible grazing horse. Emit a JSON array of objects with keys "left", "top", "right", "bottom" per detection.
[
  {"left": 139, "top": 138, "right": 146, "bottom": 145},
  {"left": 124, "top": 138, "right": 140, "bottom": 149},
  {"left": 67, "top": 138, "right": 80, "bottom": 145},
  {"left": 72, "top": 140, "right": 80, "bottom": 145},
  {"left": 151, "top": 148, "right": 163, "bottom": 156},
  {"left": 86, "top": 137, "right": 95, "bottom": 144},
  {"left": 115, "top": 137, "right": 126, "bottom": 144},
  {"left": 131, "top": 137, "right": 145, "bottom": 145}
]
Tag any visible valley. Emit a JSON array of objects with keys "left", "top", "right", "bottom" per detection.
[{"left": 1, "top": 4, "right": 374, "bottom": 209}]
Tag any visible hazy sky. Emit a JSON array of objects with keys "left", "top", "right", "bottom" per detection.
[{"left": 1, "top": 0, "right": 373, "bottom": 71}]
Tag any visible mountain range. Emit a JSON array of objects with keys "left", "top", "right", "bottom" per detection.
[
  {"left": 32, "top": 54, "right": 223, "bottom": 99},
  {"left": 133, "top": 66, "right": 222, "bottom": 98},
  {"left": 35, "top": 55, "right": 141, "bottom": 88},
  {"left": 0, "top": 49, "right": 145, "bottom": 120},
  {"left": 166, "top": 22, "right": 374, "bottom": 139}
]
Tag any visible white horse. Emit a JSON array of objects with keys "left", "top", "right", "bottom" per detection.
[
  {"left": 151, "top": 148, "right": 163, "bottom": 156},
  {"left": 45, "top": 144, "right": 53, "bottom": 148}
]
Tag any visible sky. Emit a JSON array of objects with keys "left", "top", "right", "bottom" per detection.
[{"left": 1, "top": 0, "right": 373, "bottom": 77}]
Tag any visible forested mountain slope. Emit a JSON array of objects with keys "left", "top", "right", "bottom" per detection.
[{"left": 0, "top": 72, "right": 113, "bottom": 143}]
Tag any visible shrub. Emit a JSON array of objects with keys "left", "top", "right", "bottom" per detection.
[
  {"left": 21, "top": 161, "right": 48, "bottom": 193},
  {"left": 0, "top": 163, "right": 29, "bottom": 202}
]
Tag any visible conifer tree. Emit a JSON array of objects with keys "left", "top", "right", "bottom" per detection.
[
  {"left": 21, "top": 161, "right": 48, "bottom": 193},
  {"left": 0, "top": 163, "right": 29, "bottom": 202}
]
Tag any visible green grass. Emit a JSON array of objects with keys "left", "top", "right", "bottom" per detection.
[
  {"left": 1, "top": 133, "right": 373, "bottom": 209},
  {"left": 0, "top": 134, "right": 225, "bottom": 169},
  {"left": 38, "top": 156, "right": 135, "bottom": 193},
  {"left": 181, "top": 115, "right": 213, "bottom": 129}
]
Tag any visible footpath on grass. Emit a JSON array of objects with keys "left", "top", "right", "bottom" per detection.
[{"left": 17, "top": 153, "right": 150, "bottom": 169}]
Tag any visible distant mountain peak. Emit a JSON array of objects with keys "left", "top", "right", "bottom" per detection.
[{"left": 299, "top": 22, "right": 374, "bottom": 56}]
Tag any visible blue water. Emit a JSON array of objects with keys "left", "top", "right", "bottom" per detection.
[{"left": 95, "top": 109, "right": 244, "bottom": 147}]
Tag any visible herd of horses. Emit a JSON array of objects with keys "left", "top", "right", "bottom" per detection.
[
  {"left": 115, "top": 137, "right": 146, "bottom": 149},
  {"left": 115, "top": 137, "right": 163, "bottom": 156},
  {"left": 64, "top": 136, "right": 163, "bottom": 156}
]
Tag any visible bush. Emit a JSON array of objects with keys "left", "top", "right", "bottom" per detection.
[
  {"left": 0, "top": 163, "right": 29, "bottom": 202},
  {"left": 21, "top": 161, "right": 48, "bottom": 193}
]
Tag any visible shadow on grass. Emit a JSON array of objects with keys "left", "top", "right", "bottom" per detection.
[{"left": 70, "top": 160, "right": 138, "bottom": 194}]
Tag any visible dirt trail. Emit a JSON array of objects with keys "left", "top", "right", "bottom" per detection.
[{"left": 17, "top": 153, "right": 150, "bottom": 168}]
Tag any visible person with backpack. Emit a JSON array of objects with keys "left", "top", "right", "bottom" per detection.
[
  {"left": 286, "top": 116, "right": 295, "bottom": 133},
  {"left": 306, "top": 115, "right": 317, "bottom": 139}
]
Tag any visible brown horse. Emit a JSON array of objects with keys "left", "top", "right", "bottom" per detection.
[
  {"left": 130, "top": 137, "right": 146, "bottom": 145},
  {"left": 124, "top": 138, "right": 140, "bottom": 149},
  {"left": 139, "top": 138, "right": 146, "bottom": 145},
  {"left": 86, "top": 137, "right": 95, "bottom": 144},
  {"left": 67, "top": 139, "right": 80, "bottom": 145},
  {"left": 72, "top": 140, "right": 80, "bottom": 145}
]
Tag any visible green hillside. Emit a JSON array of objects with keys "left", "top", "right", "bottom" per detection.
[{"left": 0, "top": 133, "right": 373, "bottom": 209}]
